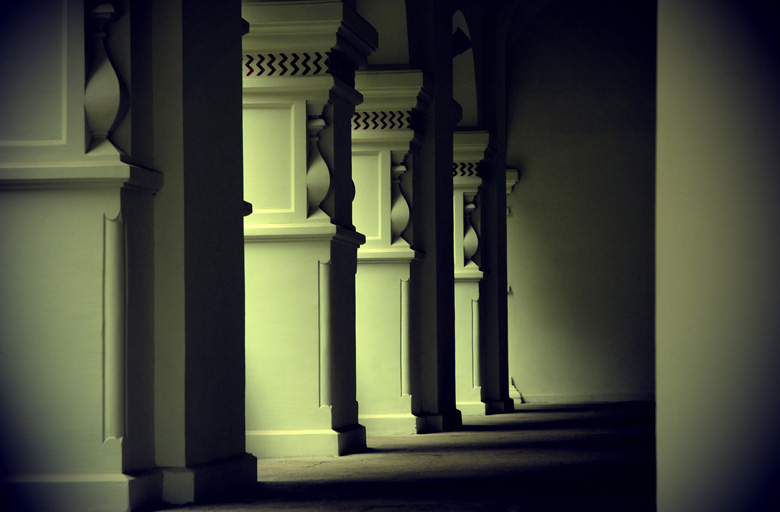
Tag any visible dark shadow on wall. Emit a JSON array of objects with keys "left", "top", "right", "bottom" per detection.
[{"left": 504, "top": 0, "right": 657, "bottom": 401}]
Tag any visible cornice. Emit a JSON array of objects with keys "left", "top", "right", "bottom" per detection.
[
  {"left": 453, "top": 130, "right": 490, "bottom": 189},
  {"left": 0, "top": 162, "right": 162, "bottom": 193},
  {"left": 242, "top": 0, "right": 377, "bottom": 69},
  {"left": 506, "top": 167, "right": 519, "bottom": 195},
  {"left": 454, "top": 268, "right": 484, "bottom": 282},
  {"left": 357, "top": 246, "right": 416, "bottom": 263},
  {"left": 453, "top": 130, "right": 490, "bottom": 163},
  {"left": 354, "top": 69, "right": 423, "bottom": 111},
  {"left": 244, "top": 222, "right": 365, "bottom": 247}
]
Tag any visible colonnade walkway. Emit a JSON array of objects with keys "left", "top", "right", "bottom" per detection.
[{"left": 154, "top": 403, "right": 655, "bottom": 511}]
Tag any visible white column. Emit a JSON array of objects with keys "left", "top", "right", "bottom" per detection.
[
  {"left": 352, "top": 70, "right": 422, "bottom": 434},
  {"left": 242, "top": 0, "right": 377, "bottom": 457},
  {"left": 0, "top": 2, "right": 163, "bottom": 509},
  {"left": 452, "top": 131, "right": 489, "bottom": 415}
]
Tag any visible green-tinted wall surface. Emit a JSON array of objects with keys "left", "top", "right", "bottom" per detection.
[{"left": 505, "top": 1, "right": 656, "bottom": 403}]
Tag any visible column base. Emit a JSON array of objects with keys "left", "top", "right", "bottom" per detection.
[
  {"left": 415, "top": 409, "right": 463, "bottom": 433},
  {"left": 161, "top": 453, "right": 257, "bottom": 505},
  {"left": 4, "top": 470, "right": 162, "bottom": 512},
  {"left": 457, "top": 401, "right": 488, "bottom": 416},
  {"left": 360, "top": 414, "right": 417, "bottom": 435},
  {"left": 484, "top": 398, "right": 515, "bottom": 415},
  {"left": 246, "top": 424, "right": 366, "bottom": 458}
]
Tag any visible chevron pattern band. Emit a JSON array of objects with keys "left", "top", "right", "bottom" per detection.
[
  {"left": 453, "top": 162, "right": 479, "bottom": 177},
  {"left": 243, "top": 52, "right": 329, "bottom": 77},
  {"left": 352, "top": 111, "right": 411, "bottom": 130}
]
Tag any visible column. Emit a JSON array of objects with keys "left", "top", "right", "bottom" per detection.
[
  {"left": 352, "top": 70, "right": 422, "bottom": 434},
  {"left": 404, "top": 0, "right": 463, "bottom": 433},
  {"left": 474, "top": 151, "right": 516, "bottom": 415},
  {"left": 0, "top": 2, "right": 161, "bottom": 510},
  {"left": 242, "top": 0, "right": 377, "bottom": 457},
  {"left": 452, "top": 131, "right": 489, "bottom": 415},
  {"left": 151, "top": 0, "right": 257, "bottom": 505}
]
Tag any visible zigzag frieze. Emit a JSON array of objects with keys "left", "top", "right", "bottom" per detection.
[
  {"left": 352, "top": 111, "right": 411, "bottom": 130},
  {"left": 453, "top": 162, "right": 479, "bottom": 177},
  {"left": 243, "top": 52, "right": 329, "bottom": 77}
]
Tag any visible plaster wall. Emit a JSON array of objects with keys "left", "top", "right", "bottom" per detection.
[
  {"left": 656, "top": 1, "right": 780, "bottom": 509},
  {"left": 0, "top": 189, "right": 124, "bottom": 476},
  {"left": 355, "top": 263, "right": 414, "bottom": 433},
  {"left": 245, "top": 241, "right": 331, "bottom": 431},
  {"left": 505, "top": 0, "right": 656, "bottom": 403},
  {"left": 355, "top": 0, "right": 408, "bottom": 66},
  {"left": 454, "top": 281, "right": 481, "bottom": 413}
]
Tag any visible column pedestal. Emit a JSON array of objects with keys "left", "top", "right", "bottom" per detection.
[{"left": 245, "top": 228, "right": 367, "bottom": 457}]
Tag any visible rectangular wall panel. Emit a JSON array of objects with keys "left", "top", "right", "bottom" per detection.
[
  {"left": 352, "top": 152, "right": 381, "bottom": 241},
  {"left": 0, "top": 0, "right": 66, "bottom": 145},
  {"left": 242, "top": 105, "right": 295, "bottom": 213}
]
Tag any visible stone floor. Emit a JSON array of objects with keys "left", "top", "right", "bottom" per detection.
[{"left": 154, "top": 402, "right": 655, "bottom": 511}]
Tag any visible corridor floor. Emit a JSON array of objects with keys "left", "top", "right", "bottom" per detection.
[{"left": 155, "top": 402, "right": 655, "bottom": 511}]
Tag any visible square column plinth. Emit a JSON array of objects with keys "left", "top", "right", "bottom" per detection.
[{"left": 245, "top": 227, "right": 366, "bottom": 456}]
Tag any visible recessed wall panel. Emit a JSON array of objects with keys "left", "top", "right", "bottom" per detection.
[
  {"left": 0, "top": 0, "right": 66, "bottom": 144},
  {"left": 242, "top": 106, "right": 294, "bottom": 213},
  {"left": 352, "top": 152, "right": 381, "bottom": 241}
]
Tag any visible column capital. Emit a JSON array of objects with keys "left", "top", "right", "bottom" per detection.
[
  {"left": 453, "top": 130, "right": 489, "bottom": 279},
  {"left": 453, "top": 130, "right": 489, "bottom": 192},
  {"left": 506, "top": 167, "right": 519, "bottom": 196},
  {"left": 242, "top": 0, "right": 377, "bottom": 90},
  {"left": 352, "top": 69, "right": 422, "bottom": 152}
]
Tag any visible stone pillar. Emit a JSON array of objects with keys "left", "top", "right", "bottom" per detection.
[
  {"left": 452, "top": 131, "right": 489, "bottom": 415},
  {"left": 406, "top": 0, "right": 461, "bottom": 433},
  {"left": 504, "top": 168, "right": 521, "bottom": 405},
  {"left": 473, "top": 148, "right": 515, "bottom": 415},
  {"left": 150, "top": 0, "right": 257, "bottom": 504},
  {"left": 2, "top": 2, "right": 158, "bottom": 510},
  {"left": 352, "top": 70, "right": 422, "bottom": 434},
  {"left": 241, "top": 0, "right": 377, "bottom": 457}
]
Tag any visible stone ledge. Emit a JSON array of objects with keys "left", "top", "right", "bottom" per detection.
[{"left": 0, "top": 163, "right": 163, "bottom": 192}]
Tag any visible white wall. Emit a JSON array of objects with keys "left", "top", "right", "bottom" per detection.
[
  {"left": 656, "top": 1, "right": 780, "bottom": 509},
  {"left": 505, "top": 1, "right": 656, "bottom": 403}
]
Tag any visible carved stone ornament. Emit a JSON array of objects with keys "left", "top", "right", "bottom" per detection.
[
  {"left": 84, "top": 2, "right": 126, "bottom": 152},
  {"left": 244, "top": 52, "right": 329, "bottom": 77},
  {"left": 306, "top": 116, "right": 331, "bottom": 221}
]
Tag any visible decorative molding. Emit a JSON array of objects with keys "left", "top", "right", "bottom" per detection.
[
  {"left": 453, "top": 161, "right": 478, "bottom": 177},
  {"left": 471, "top": 299, "right": 481, "bottom": 388},
  {"left": 390, "top": 163, "right": 411, "bottom": 244},
  {"left": 84, "top": 3, "right": 125, "bottom": 153},
  {"left": 0, "top": 163, "right": 162, "bottom": 192},
  {"left": 103, "top": 211, "right": 126, "bottom": 442},
  {"left": 357, "top": 247, "right": 415, "bottom": 263},
  {"left": 506, "top": 167, "right": 519, "bottom": 195},
  {"left": 241, "top": 1, "right": 377, "bottom": 77},
  {"left": 453, "top": 130, "right": 490, "bottom": 165},
  {"left": 0, "top": 0, "right": 68, "bottom": 147},
  {"left": 401, "top": 279, "right": 411, "bottom": 397},
  {"left": 318, "top": 260, "right": 332, "bottom": 407},
  {"left": 305, "top": 116, "right": 331, "bottom": 220},
  {"left": 243, "top": 52, "right": 329, "bottom": 77},
  {"left": 462, "top": 192, "right": 480, "bottom": 267},
  {"left": 506, "top": 167, "right": 520, "bottom": 216},
  {"left": 352, "top": 111, "right": 411, "bottom": 131},
  {"left": 244, "top": 224, "right": 365, "bottom": 248}
]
